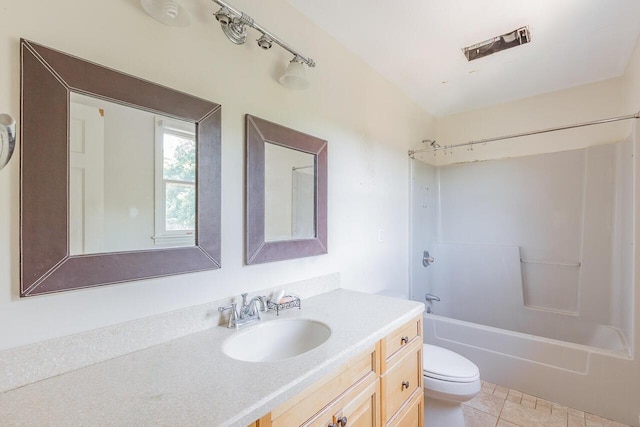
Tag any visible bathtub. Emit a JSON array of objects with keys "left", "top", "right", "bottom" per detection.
[
  {"left": 424, "top": 313, "right": 628, "bottom": 373},
  {"left": 422, "top": 312, "right": 635, "bottom": 423}
]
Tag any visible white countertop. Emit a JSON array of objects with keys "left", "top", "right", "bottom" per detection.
[{"left": 0, "top": 289, "right": 424, "bottom": 426}]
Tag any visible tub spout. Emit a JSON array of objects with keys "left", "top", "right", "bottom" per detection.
[{"left": 425, "top": 293, "right": 440, "bottom": 302}]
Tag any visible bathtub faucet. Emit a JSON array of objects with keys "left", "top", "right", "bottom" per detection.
[
  {"left": 425, "top": 293, "right": 440, "bottom": 302},
  {"left": 425, "top": 293, "right": 440, "bottom": 314}
]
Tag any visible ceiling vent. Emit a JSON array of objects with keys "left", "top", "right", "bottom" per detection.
[{"left": 463, "top": 26, "right": 531, "bottom": 61}]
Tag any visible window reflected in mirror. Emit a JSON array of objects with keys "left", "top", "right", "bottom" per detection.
[
  {"left": 154, "top": 117, "right": 196, "bottom": 247},
  {"left": 69, "top": 92, "right": 196, "bottom": 255}
]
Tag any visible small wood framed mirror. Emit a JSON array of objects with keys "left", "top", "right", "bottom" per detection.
[{"left": 245, "top": 115, "right": 328, "bottom": 264}]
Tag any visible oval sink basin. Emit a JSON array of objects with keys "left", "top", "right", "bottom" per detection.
[{"left": 222, "top": 318, "right": 331, "bottom": 362}]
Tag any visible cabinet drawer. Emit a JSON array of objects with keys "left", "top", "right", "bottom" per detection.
[
  {"left": 381, "top": 339, "right": 422, "bottom": 422},
  {"left": 384, "top": 316, "right": 421, "bottom": 363},
  {"left": 387, "top": 388, "right": 423, "bottom": 427},
  {"left": 272, "top": 344, "right": 379, "bottom": 427}
]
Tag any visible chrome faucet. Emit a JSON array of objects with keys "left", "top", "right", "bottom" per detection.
[
  {"left": 241, "top": 294, "right": 268, "bottom": 317},
  {"left": 219, "top": 293, "right": 268, "bottom": 329},
  {"left": 425, "top": 293, "right": 440, "bottom": 314},
  {"left": 425, "top": 293, "right": 440, "bottom": 302}
]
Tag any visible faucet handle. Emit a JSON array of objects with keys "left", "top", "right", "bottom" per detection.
[
  {"left": 218, "top": 303, "right": 238, "bottom": 328},
  {"left": 257, "top": 295, "right": 268, "bottom": 312},
  {"left": 218, "top": 302, "right": 237, "bottom": 313}
]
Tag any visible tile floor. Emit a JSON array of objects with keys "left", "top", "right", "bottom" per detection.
[{"left": 461, "top": 381, "right": 630, "bottom": 427}]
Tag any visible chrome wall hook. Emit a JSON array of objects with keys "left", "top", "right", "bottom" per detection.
[{"left": 0, "top": 113, "right": 16, "bottom": 171}]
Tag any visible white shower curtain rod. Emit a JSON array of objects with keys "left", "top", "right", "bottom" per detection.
[{"left": 408, "top": 111, "right": 640, "bottom": 158}]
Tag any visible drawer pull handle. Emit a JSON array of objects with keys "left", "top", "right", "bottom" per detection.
[
  {"left": 400, "top": 336, "right": 409, "bottom": 345},
  {"left": 337, "top": 416, "right": 348, "bottom": 427},
  {"left": 328, "top": 424, "right": 337, "bottom": 427},
  {"left": 402, "top": 380, "right": 410, "bottom": 390}
]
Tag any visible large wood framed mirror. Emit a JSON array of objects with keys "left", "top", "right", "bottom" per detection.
[
  {"left": 20, "top": 39, "right": 222, "bottom": 296},
  {"left": 245, "top": 115, "right": 327, "bottom": 264}
]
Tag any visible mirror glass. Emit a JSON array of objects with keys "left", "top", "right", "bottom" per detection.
[
  {"left": 264, "top": 142, "right": 316, "bottom": 242},
  {"left": 69, "top": 92, "right": 196, "bottom": 255}
]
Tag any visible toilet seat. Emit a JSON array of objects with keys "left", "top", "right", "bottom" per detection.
[{"left": 423, "top": 344, "right": 480, "bottom": 383}]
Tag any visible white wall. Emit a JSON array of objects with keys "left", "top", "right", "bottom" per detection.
[
  {"left": 425, "top": 77, "right": 630, "bottom": 166},
  {"left": 0, "top": 0, "right": 435, "bottom": 351}
]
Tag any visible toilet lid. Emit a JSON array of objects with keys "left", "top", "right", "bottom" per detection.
[{"left": 423, "top": 344, "right": 480, "bottom": 383}]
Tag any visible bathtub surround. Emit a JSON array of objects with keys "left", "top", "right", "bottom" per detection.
[
  {"left": 0, "top": 273, "right": 339, "bottom": 394},
  {"left": 417, "top": 141, "right": 633, "bottom": 352}
]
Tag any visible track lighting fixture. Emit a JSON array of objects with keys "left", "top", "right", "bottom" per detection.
[
  {"left": 221, "top": 16, "right": 247, "bottom": 45},
  {"left": 142, "top": 0, "right": 316, "bottom": 89},
  {"left": 214, "top": 7, "right": 231, "bottom": 25},
  {"left": 211, "top": 0, "right": 316, "bottom": 89},
  {"left": 279, "top": 56, "right": 309, "bottom": 90},
  {"left": 256, "top": 34, "right": 273, "bottom": 50}
]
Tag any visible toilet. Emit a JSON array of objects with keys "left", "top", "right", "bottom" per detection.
[
  {"left": 422, "top": 343, "right": 481, "bottom": 426},
  {"left": 375, "top": 289, "right": 481, "bottom": 426}
]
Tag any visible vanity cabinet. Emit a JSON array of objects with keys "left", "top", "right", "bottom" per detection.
[{"left": 251, "top": 315, "right": 423, "bottom": 427}]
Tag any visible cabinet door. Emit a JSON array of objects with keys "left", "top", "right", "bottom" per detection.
[
  {"left": 335, "top": 378, "right": 380, "bottom": 427},
  {"left": 387, "top": 388, "right": 423, "bottom": 427},
  {"left": 305, "top": 378, "right": 380, "bottom": 427}
]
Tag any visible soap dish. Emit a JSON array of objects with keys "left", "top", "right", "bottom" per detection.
[{"left": 267, "top": 295, "right": 301, "bottom": 316}]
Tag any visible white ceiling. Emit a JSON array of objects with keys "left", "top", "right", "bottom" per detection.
[{"left": 288, "top": 0, "right": 640, "bottom": 117}]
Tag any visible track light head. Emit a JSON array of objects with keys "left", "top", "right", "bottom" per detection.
[
  {"left": 279, "top": 56, "right": 310, "bottom": 90},
  {"left": 257, "top": 34, "right": 273, "bottom": 50},
  {"left": 222, "top": 17, "right": 247, "bottom": 45},
  {"left": 214, "top": 7, "right": 231, "bottom": 26}
]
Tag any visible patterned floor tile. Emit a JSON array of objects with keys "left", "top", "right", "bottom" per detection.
[
  {"left": 463, "top": 389, "right": 506, "bottom": 416},
  {"left": 463, "top": 405, "right": 499, "bottom": 427},
  {"left": 499, "top": 399, "right": 568, "bottom": 427},
  {"left": 455, "top": 382, "right": 629, "bottom": 427}
]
